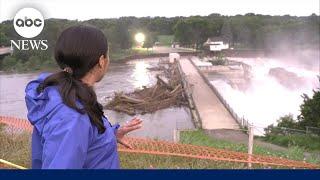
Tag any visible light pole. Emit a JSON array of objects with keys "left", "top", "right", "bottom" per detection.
[{"left": 135, "top": 32, "right": 145, "bottom": 48}]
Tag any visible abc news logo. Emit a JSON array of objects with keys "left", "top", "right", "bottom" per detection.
[
  {"left": 10, "top": 8, "right": 48, "bottom": 51},
  {"left": 15, "top": 17, "right": 42, "bottom": 27}
]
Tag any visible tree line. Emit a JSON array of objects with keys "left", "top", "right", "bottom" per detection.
[{"left": 0, "top": 13, "right": 319, "bottom": 71}]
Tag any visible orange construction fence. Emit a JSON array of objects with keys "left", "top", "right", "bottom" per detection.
[{"left": 0, "top": 116, "right": 319, "bottom": 169}]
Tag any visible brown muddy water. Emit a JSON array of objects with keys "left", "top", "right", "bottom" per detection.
[{"left": 0, "top": 58, "right": 195, "bottom": 141}]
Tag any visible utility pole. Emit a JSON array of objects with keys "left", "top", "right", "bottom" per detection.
[{"left": 248, "top": 125, "right": 254, "bottom": 168}]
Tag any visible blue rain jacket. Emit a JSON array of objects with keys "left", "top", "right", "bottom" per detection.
[{"left": 25, "top": 72, "right": 120, "bottom": 169}]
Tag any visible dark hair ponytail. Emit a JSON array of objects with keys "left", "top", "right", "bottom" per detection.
[{"left": 37, "top": 25, "right": 108, "bottom": 134}]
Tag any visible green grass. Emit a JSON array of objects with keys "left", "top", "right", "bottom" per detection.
[
  {"left": 0, "top": 128, "right": 248, "bottom": 169},
  {"left": 0, "top": 125, "right": 264, "bottom": 169},
  {"left": 180, "top": 130, "right": 320, "bottom": 164},
  {"left": 0, "top": 125, "right": 31, "bottom": 168},
  {"left": 110, "top": 48, "right": 153, "bottom": 60},
  {"left": 119, "top": 152, "right": 249, "bottom": 169},
  {"left": 157, "top": 35, "right": 174, "bottom": 46},
  {"left": 1, "top": 125, "right": 319, "bottom": 169},
  {"left": 261, "top": 134, "right": 320, "bottom": 151}
]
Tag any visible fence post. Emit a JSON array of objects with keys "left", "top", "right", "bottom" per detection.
[
  {"left": 173, "top": 128, "right": 180, "bottom": 143},
  {"left": 241, "top": 117, "right": 244, "bottom": 127},
  {"left": 248, "top": 125, "right": 254, "bottom": 168}
]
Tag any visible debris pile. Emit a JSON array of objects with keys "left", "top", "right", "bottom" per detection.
[{"left": 104, "top": 61, "right": 188, "bottom": 115}]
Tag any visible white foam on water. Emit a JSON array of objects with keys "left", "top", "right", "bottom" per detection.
[{"left": 211, "top": 57, "right": 319, "bottom": 132}]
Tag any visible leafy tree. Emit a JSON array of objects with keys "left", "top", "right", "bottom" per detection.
[
  {"left": 265, "top": 79, "right": 320, "bottom": 136},
  {"left": 143, "top": 31, "right": 156, "bottom": 50},
  {"left": 174, "top": 20, "right": 193, "bottom": 45},
  {"left": 114, "top": 22, "right": 132, "bottom": 49},
  {"left": 276, "top": 114, "right": 298, "bottom": 129},
  {"left": 1, "top": 56, "right": 17, "bottom": 69},
  {"left": 298, "top": 88, "right": 320, "bottom": 128},
  {"left": 174, "top": 17, "right": 210, "bottom": 49},
  {"left": 221, "top": 20, "right": 233, "bottom": 45},
  {"left": 0, "top": 14, "right": 319, "bottom": 71},
  {"left": 0, "top": 32, "right": 9, "bottom": 46}
]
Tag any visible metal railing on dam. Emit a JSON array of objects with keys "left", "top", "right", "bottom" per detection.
[{"left": 187, "top": 58, "right": 251, "bottom": 130}]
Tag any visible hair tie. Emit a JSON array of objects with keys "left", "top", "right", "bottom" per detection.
[{"left": 63, "top": 67, "right": 73, "bottom": 75}]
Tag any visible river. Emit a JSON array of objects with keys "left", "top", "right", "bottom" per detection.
[
  {"left": 2, "top": 56, "right": 318, "bottom": 138},
  {"left": 0, "top": 58, "right": 194, "bottom": 141}
]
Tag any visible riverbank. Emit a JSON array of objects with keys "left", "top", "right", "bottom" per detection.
[
  {"left": 0, "top": 47, "right": 197, "bottom": 74},
  {"left": 0, "top": 48, "right": 154, "bottom": 74}
]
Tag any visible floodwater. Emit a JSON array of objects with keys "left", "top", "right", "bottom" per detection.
[
  {"left": 205, "top": 57, "right": 319, "bottom": 133},
  {"left": 2, "top": 55, "right": 317, "bottom": 138},
  {"left": 0, "top": 58, "right": 194, "bottom": 141}
]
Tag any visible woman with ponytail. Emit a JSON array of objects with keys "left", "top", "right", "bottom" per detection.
[{"left": 25, "top": 25, "right": 142, "bottom": 169}]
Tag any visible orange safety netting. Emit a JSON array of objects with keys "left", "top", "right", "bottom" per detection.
[{"left": 0, "top": 116, "right": 319, "bottom": 169}]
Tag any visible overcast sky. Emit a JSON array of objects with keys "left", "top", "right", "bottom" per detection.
[{"left": 0, "top": 0, "right": 319, "bottom": 22}]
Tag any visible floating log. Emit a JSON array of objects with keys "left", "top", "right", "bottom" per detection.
[
  {"left": 119, "top": 95, "right": 145, "bottom": 104},
  {"left": 104, "top": 61, "right": 188, "bottom": 115},
  {"left": 156, "top": 75, "right": 173, "bottom": 90}
]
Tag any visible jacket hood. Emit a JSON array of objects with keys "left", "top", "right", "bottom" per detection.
[{"left": 25, "top": 72, "right": 63, "bottom": 132}]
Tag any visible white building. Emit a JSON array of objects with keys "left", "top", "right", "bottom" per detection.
[
  {"left": 171, "top": 42, "right": 180, "bottom": 48},
  {"left": 204, "top": 37, "right": 229, "bottom": 51}
]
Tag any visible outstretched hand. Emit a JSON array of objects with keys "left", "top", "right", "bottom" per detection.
[{"left": 116, "top": 117, "right": 143, "bottom": 149}]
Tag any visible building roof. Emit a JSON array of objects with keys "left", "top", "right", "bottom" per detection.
[{"left": 204, "top": 36, "right": 229, "bottom": 46}]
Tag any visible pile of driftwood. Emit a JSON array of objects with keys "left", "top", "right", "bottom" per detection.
[{"left": 104, "top": 61, "right": 187, "bottom": 115}]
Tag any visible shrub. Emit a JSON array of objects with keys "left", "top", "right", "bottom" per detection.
[{"left": 1, "top": 56, "right": 17, "bottom": 69}]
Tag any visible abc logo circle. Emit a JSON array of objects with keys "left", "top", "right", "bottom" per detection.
[{"left": 13, "top": 8, "right": 44, "bottom": 38}]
